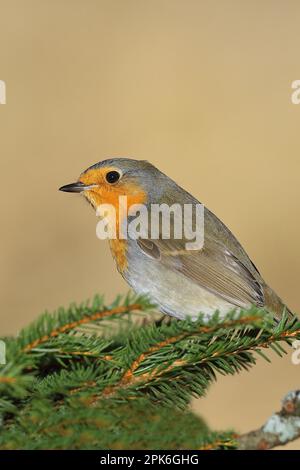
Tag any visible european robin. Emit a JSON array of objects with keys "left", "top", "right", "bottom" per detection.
[{"left": 59, "top": 158, "right": 294, "bottom": 322}]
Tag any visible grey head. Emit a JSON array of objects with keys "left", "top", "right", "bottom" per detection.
[
  {"left": 82, "top": 158, "right": 179, "bottom": 203},
  {"left": 59, "top": 157, "right": 198, "bottom": 205}
]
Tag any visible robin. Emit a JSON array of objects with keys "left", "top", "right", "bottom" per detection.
[{"left": 59, "top": 158, "right": 294, "bottom": 322}]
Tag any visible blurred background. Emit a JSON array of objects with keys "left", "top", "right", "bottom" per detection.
[{"left": 0, "top": 0, "right": 299, "bottom": 447}]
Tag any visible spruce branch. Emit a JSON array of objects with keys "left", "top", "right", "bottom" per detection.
[
  {"left": 20, "top": 293, "right": 152, "bottom": 353},
  {"left": 71, "top": 309, "right": 299, "bottom": 408},
  {"left": 0, "top": 293, "right": 299, "bottom": 450},
  {"left": 99, "top": 314, "right": 266, "bottom": 400},
  {"left": 0, "top": 397, "right": 230, "bottom": 450},
  {"left": 0, "top": 294, "right": 154, "bottom": 414}
]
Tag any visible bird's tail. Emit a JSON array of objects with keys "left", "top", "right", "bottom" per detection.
[{"left": 263, "top": 284, "right": 297, "bottom": 323}]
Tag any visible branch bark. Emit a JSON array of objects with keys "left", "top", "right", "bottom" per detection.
[{"left": 237, "top": 390, "right": 300, "bottom": 449}]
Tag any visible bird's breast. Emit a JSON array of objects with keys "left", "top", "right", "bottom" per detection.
[
  {"left": 109, "top": 239, "right": 128, "bottom": 273},
  {"left": 122, "top": 239, "right": 237, "bottom": 321}
]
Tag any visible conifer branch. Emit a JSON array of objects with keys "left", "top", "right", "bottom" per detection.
[
  {"left": 0, "top": 293, "right": 299, "bottom": 450},
  {"left": 198, "top": 437, "right": 237, "bottom": 450},
  {"left": 22, "top": 301, "right": 144, "bottom": 353},
  {"left": 100, "top": 315, "right": 266, "bottom": 399}
]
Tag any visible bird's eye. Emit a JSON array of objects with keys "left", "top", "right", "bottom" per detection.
[{"left": 105, "top": 170, "right": 120, "bottom": 184}]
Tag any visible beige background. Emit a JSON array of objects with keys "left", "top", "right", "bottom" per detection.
[{"left": 0, "top": 0, "right": 300, "bottom": 447}]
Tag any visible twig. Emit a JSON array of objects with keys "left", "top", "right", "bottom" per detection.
[{"left": 236, "top": 390, "right": 300, "bottom": 449}]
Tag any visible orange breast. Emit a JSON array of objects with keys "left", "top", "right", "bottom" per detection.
[
  {"left": 109, "top": 239, "right": 128, "bottom": 273},
  {"left": 79, "top": 167, "right": 147, "bottom": 274}
]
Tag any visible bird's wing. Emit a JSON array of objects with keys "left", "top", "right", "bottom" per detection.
[{"left": 137, "top": 235, "right": 264, "bottom": 309}]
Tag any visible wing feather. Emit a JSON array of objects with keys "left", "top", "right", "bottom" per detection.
[{"left": 137, "top": 236, "right": 264, "bottom": 309}]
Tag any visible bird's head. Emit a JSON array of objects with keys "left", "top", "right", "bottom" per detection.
[{"left": 59, "top": 158, "right": 167, "bottom": 214}]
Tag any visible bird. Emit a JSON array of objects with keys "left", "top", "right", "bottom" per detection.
[{"left": 59, "top": 158, "right": 294, "bottom": 322}]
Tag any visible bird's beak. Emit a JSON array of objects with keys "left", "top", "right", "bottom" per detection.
[{"left": 59, "top": 182, "right": 97, "bottom": 193}]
